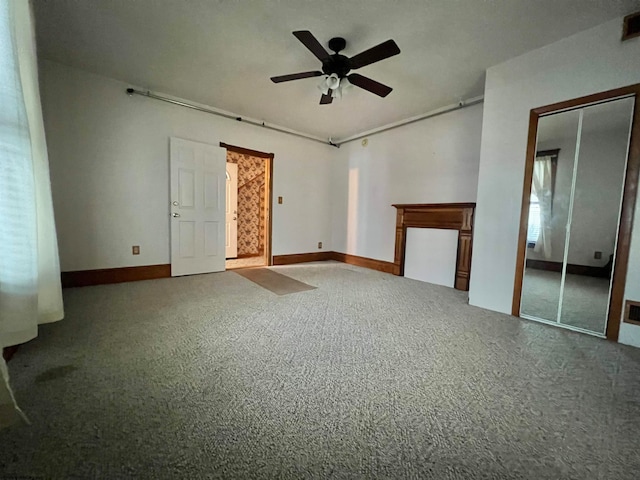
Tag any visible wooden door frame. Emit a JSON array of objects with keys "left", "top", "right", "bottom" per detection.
[
  {"left": 220, "top": 142, "right": 274, "bottom": 266},
  {"left": 512, "top": 84, "right": 640, "bottom": 341}
]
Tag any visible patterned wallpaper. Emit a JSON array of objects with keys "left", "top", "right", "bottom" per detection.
[{"left": 227, "top": 151, "right": 266, "bottom": 257}]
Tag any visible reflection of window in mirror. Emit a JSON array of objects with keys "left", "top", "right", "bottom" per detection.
[
  {"left": 527, "top": 150, "right": 558, "bottom": 251},
  {"left": 527, "top": 192, "right": 540, "bottom": 247}
]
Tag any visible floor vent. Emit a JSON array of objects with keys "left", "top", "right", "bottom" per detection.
[
  {"left": 624, "top": 300, "right": 640, "bottom": 325},
  {"left": 623, "top": 11, "right": 640, "bottom": 41}
]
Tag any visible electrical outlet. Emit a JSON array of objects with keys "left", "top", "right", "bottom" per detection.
[
  {"left": 132, "top": 245, "right": 140, "bottom": 255},
  {"left": 318, "top": 242, "right": 323, "bottom": 249},
  {"left": 594, "top": 251, "right": 602, "bottom": 260}
]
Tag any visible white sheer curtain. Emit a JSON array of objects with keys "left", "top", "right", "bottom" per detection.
[
  {"left": 1, "top": 0, "right": 64, "bottom": 428},
  {"left": 532, "top": 155, "right": 553, "bottom": 259}
]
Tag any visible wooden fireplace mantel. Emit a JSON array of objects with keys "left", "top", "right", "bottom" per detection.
[{"left": 392, "top": 203, "right": 476, "bottom": 291}]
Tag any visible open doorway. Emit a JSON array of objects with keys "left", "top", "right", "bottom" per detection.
[{"left": 221, "top": 142, "right": 273, "bottom": 270}]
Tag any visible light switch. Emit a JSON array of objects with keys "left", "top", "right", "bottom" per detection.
[{"left": 278, "top": 196, "right": 283, "bottom": 204}]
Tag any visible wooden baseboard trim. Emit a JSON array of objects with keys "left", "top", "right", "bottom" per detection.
[
  {"left": 272, "top": 251, "right": 397, "bottom": 275},
  {"left": 330, "top": 252, "right": 398, "bottom": 275},
  {"left": 272, "top": 252, "right": 333, "bottom": 265},
  {"left": 526, "top": 259, "right": 610, "bottom": 278},
  {"left": 62, "top": 264, "right": 171, "bottom": 288},
  {"left": 62, "top": 252, "right": 397, "bottom": 288},
  {"left": 2, "top": 345, "right": 20, "bottom": 362}
]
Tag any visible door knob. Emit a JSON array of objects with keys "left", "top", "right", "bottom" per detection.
[
  {"left": 172, "top": 213, "right": 180, "bottom": 217},
  {"left": 233, "top": 217, "right": 237, "bottom": 220},
  {"left": 172, "top": 201, "right": 179, "bottom": 206}
]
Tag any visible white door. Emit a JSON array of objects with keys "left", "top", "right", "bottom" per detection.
[
  {"left": 226, "top": 162, "right": 238, "bottom": 258},
  {"left": 170, "top": 137, "right": 226, "bottom": 276}
]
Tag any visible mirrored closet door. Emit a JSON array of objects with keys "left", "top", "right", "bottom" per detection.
[{"left": 520, "top": 96, "right": 635, "bottom": 336}]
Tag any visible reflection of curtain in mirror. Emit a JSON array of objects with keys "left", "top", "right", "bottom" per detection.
[
  {"left": 532, "top": 156, "right": 553, "bottom": 259},
  {"left": 1, "top": 0, "right": 64, "bottom": 428}
]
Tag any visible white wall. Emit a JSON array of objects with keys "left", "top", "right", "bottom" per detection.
[
  {"left": 40, "top": 60, "right": 334, "bottom": 271},
  {"left": 331, "top": 103, "right": 483, "bottom": 276},
  {"left": 468, "top": 17, "right": 640, "bottom": 346}
]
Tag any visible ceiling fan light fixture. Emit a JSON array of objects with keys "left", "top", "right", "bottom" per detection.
[
  {"left": 271, "top": 30, "right": 400, "bottom": 105},
  {"left": 318, "top": 73, "right": 343, "bottom": 97},
  {"left": 340, "top": 77, "right": 352, "bottom": 92},
  {"left": 326, "top": 73, "right": 340, "bottom": 90},
  {"left": 318, "top": 79, "right": 330, "bottom": 96},
  {"left": 331, "top": 77, "right": 353, "bottom": 100},
  {"left": 278, "top": 31, "right": 400, "bottom": 104}
]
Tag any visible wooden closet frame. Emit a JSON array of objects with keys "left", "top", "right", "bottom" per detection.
[{"left": 512, "top": 84, "right": 640, "bottom": 341}]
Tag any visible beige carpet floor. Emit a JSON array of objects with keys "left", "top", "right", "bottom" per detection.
[
  {"left": 521, "top": 268, "right": 610, "bottom": 334},
  {"left": 1, "top": 262, "right": 640, "bottom": 479}
]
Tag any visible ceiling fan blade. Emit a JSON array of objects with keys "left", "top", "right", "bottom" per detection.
[
  {"left": 347, "top": 73, "right": 393, "bottom": 97},
  {"left": 271, "top": 71, "right": 324, "bottom": 83},
  {"left": 348, "top": 39, "right": 400, "bottom": 69},
  {"left": 320, "top": 90, "right": 333, "bottom": 104},
  {"left": 293, "top": 31, "right": 331, "bottom": 62}
]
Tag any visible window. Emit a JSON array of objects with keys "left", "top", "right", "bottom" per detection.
[{"left": 527, "top": 192, "right": 541, "bottom": 247}]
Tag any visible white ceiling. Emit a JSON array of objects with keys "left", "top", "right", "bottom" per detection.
[{"left": 33, "top": 0, "right": 640, "bottom": 140}]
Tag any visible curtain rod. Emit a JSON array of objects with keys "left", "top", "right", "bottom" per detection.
[
  {"left": 536, "top": 149, "right": 560, "bottom": 157},
  {"left": 334, "top": 95, "right": 484, "bottom": 146},
  {"left": 125, "top": 88, "right": 338, "bottom": 148}
]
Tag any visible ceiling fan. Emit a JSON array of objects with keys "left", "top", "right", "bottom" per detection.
[{"left": 271, "top": 31, "right": 401, "bottom": 105}]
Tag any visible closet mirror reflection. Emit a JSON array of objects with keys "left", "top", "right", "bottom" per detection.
[{"left": 520, "top": 96, "right": 634, "bottom": 335}]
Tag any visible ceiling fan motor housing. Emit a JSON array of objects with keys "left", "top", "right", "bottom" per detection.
[
  {"left": 322, "top": 37, "right": 350, "bottom": 78},
  {"left": 322, "top": 54, "right": 351, "bottom": 78}
]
